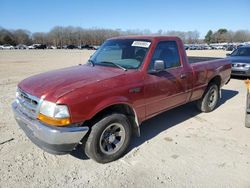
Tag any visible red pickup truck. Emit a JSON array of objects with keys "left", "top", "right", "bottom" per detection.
[{"left": 12, "top": 36, "right": 231, "bottom": 163}]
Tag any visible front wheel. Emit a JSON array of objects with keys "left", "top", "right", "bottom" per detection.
[
  {"left": 196, "top": 83, "right": 219, "bottom": 112},
  {"left": 84, "top": 113, "right": 132, "bottom": 163}
]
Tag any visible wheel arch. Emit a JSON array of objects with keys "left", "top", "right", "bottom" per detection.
[
  {"left": 199, "top": 75, "right": 222, "bottom": 101},
  {"left": 83, "top": 103, "right": 140, "bottom": 137},
  {"left": 208, "top": 75, "right": 222, "bottom": 88}
]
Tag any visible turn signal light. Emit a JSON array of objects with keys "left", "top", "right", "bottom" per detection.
[{"left": 38, "top": 113, "right": 70, "bottom": 126}]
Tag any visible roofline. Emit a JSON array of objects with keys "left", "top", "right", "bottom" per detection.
[
  {"left": 108, "top": 35, "right": 181, "bottom": 41},
  {"left": 239, "top": 45, "right": 250, "bottom": 48}
]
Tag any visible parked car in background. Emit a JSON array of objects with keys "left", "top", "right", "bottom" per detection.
[
  {"left": 93, "top": 45, "right": 100, "bottom": 50},
  {"left": 225, "top": 45, "right": 236, "bottom": 51},
  {"left": 28, "top": 44, "right": 40, "bottom": 49},
  {"left": 214, "top": 45, "right": 224, "bottom": 50},
  {"left": 188, "top": 45, "right": 197, "bottom": 50},
  {"left": 196, "top": 46, "right": 204, "bottom": 50},
  {"left": 47, "top": 46, "right": 57, "bottom": 49},
  {"left": 28, "top": 45, "right": 35, "bottom": 49},
  {"left": 1, "top": 44, "right": 14, "bottom": 50},
  {"left": 64, "top": 45, "right": 78, "bottom": 49},
  {"left": 204, "top": 46, "right": 212, "bottom": 50},
  {"left": 227, "top": 45, "right": 250, "bottom": 77},
  {"left": 80, "top": 44, "right": 96, "bottom": 50},
  {"left": 15, "top": 44, "right": 28, "bottom": 49},
  {"left": 35, "top": 44, "right": 47, "bottom": 49}
]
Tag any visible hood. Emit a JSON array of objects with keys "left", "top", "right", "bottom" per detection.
[
  {"left": 18, "top": 65, "right": 126, "bottom": 102},
  {"left": 227, "top": 56, "right": 250, "bottom": 64}
]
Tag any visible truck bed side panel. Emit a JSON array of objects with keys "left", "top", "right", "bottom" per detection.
[{"left": 190, "top": 59, "right": 231, "bottom": 101}]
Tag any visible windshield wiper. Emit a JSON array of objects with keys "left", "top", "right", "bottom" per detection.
[
  {"left": 88, "top": 59, "right": 95, "bottom": 67},
  {"left": 98, "top": 61, "right": 127, "bottom": 71}
]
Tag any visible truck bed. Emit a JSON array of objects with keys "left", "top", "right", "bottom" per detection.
[
  {"left": 188, "top": 57, "right": 231, "bottom": 102},
  {"left": 188, "top": 56, "right": 223, "bottom": 64}
]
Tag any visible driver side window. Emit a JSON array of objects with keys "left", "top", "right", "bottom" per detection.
[{"left": 148, "top": 41, "right": 180, "bottom": 71}]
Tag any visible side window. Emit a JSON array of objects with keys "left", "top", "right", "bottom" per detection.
[{"left": 148, "top": 41, "right": 181, "bottom": 70}]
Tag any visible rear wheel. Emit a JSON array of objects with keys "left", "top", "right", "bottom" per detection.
[
  {"left": 197, "top": 83, "right": 219, "bottom": 112},
  {"left": 84, "top": 113, "right": 131, "bottom": 163}
]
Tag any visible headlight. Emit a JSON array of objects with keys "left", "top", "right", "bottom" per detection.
[
  {"left": 244, "top": 64, "right": 250, "bottom": 68},
  {"left": 39, "top": 101, "right": 56, "bottom": 117},
  {"left": 38, "top": 100, "right": 70, "bottom": 126}
]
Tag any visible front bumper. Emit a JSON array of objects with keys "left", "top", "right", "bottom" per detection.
[
  {"left": 231, "top": 70, "right": 250, "bottom": 76},
  {"left": 12, "top": 102, "right": 89, "bottom": 154},
  {"left": 231, "top": 66, "right": 250, "bottom": 77}
]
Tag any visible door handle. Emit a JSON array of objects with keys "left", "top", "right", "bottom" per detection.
[
  {"left": 180, "top": 74, "right": 187, "bottom": 79},
  {"left": 129, "top": 87, "right": 141, "bottom": 93}
]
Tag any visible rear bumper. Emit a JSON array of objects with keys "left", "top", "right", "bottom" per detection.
[{"left": 12, "top": 102, "right": 89, "bottom": 154}]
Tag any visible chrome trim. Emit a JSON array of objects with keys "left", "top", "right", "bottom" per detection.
[
  {"left": 12, "top": 102, "right": 89, "bottom": 152},
  {"left": 16, "top": 88, "right": 42, "bottom": 119},
  {"left": 35, "top": 98, "right": 44, "bottom": 116}
]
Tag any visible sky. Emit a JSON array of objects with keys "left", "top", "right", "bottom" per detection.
[{"left": 1, "top": 0, "right": 250, "bottom": 37}]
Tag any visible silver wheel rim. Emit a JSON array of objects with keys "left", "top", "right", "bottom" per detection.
[
  {"left": 208, "top": 87, "right": 218, "bottom": 108},
  {"left": 99, "top": 123, "right": 126, "bottom": 155}
]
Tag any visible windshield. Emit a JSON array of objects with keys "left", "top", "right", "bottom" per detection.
[
  {"left": 231, "top": 47, "right": 250, "bottom": 56},
  {"left": 89, "top": 39, "right": 151, "bottom": 69}
]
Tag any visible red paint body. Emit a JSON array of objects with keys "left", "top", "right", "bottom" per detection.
[{"left": 18, "top": 36, "right": 231, "bottom": 125}]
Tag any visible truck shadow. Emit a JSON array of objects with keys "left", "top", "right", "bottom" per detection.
[
  {"left": 70, "top": 88, "right": 238, "bottom": 161},
  {"left": 128, "top": 88, "right": 238, "bottom": 152}
]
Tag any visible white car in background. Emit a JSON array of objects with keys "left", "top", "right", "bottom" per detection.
[
  {"left": 15, "top": 44, "right": 28, "bottom": 49},
  {"left": 1, "top": 44, "right": 14, "bottom": 50},
  {"left": 28, "top": 44, "right": 41, "bottom": 49},
  {"left": 47, "top": 45, "right": 57, "bottom": 49},
  {"left": 28, "top": 45, "right": 36, "bottom": 49}
]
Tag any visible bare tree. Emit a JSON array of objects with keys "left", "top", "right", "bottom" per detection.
[
  {"left": 1, "top": 26, "right": 250, "bottom": 46},
  {"left": 48, "top": 26, "right": 64, "bottom": 47},
  {"left": 164, "top": 30, "right": 200, "bottom": 44},
  {"left": 13, "top": 29, "right": 31, "bottom": 44},
  {"left": 233, "top": 30, "right": 250, "bottom": 42},
  {"left": 32, "top": 32, "right": 47, "bottom": 44},
  {"left": 0, "top": 28, "right": 16, "bottom": 45}
]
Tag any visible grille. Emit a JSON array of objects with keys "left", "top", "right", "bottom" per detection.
[
  {"left": 16, "top": 88, "right": 40, "bottom": 119},
  {"left": 232, "top": 70, "right": 246, "bottom": 75}
]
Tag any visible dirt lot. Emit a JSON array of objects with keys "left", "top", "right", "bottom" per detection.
[{"left": 0, "top": 50, "right": 250, "bottom": 187}]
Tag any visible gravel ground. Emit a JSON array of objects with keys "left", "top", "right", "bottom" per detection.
[{"left": 0, "top": 50, "right": 250, "bottom": 188}]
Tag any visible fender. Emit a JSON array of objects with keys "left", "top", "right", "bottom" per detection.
[
  {"left": 87, "top": 96, "right": 135, "bottom": 119},
  {"left": 85, "top": 96, "right": 141, "bottom": 136}
]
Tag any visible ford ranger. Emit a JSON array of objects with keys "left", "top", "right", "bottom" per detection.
[{"left": 12, "top": 36, "right": 231, "bottom": 163}]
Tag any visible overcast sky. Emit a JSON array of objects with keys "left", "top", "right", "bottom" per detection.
[{"left": 1, "top": 0, "right": 250, "bottom": 37}]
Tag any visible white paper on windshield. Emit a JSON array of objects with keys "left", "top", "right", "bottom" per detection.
[{"left": 132, "top": 41, "right": 151, "bottom": 48}]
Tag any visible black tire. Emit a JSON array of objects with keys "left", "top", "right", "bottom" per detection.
[
  {"left": 84, "top": 113, "right": 132, "bottom": 163},
  {"left": 245, "top": 92, "right": 250, "bottom": 128},
  {"left": 245, "top": 115, "right": 250, "bottom": 128},
  {"left": 196, "top": 83, "right": 220, "bottom": 112}
]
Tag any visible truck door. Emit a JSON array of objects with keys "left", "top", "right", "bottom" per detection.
[{"left": 144, "top": 40, "right": 191, "bottom": 117}]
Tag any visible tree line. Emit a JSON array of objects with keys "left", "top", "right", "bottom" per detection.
[
  {"left": 0, "top": 26, "right": 250, "bottom": 46},
  {"left": 205, "top": 29, "right": 250, "bottom": 44},
  {"left": 0, "top": 26, "right": 121, "bottom": 47}
]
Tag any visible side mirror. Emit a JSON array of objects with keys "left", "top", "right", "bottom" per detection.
[
  {"left": 154, "top": 60, "right": 165, "bottom": 71},
  {"left": 226, "top": 53, "right": 231, "bottom": 56}
]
